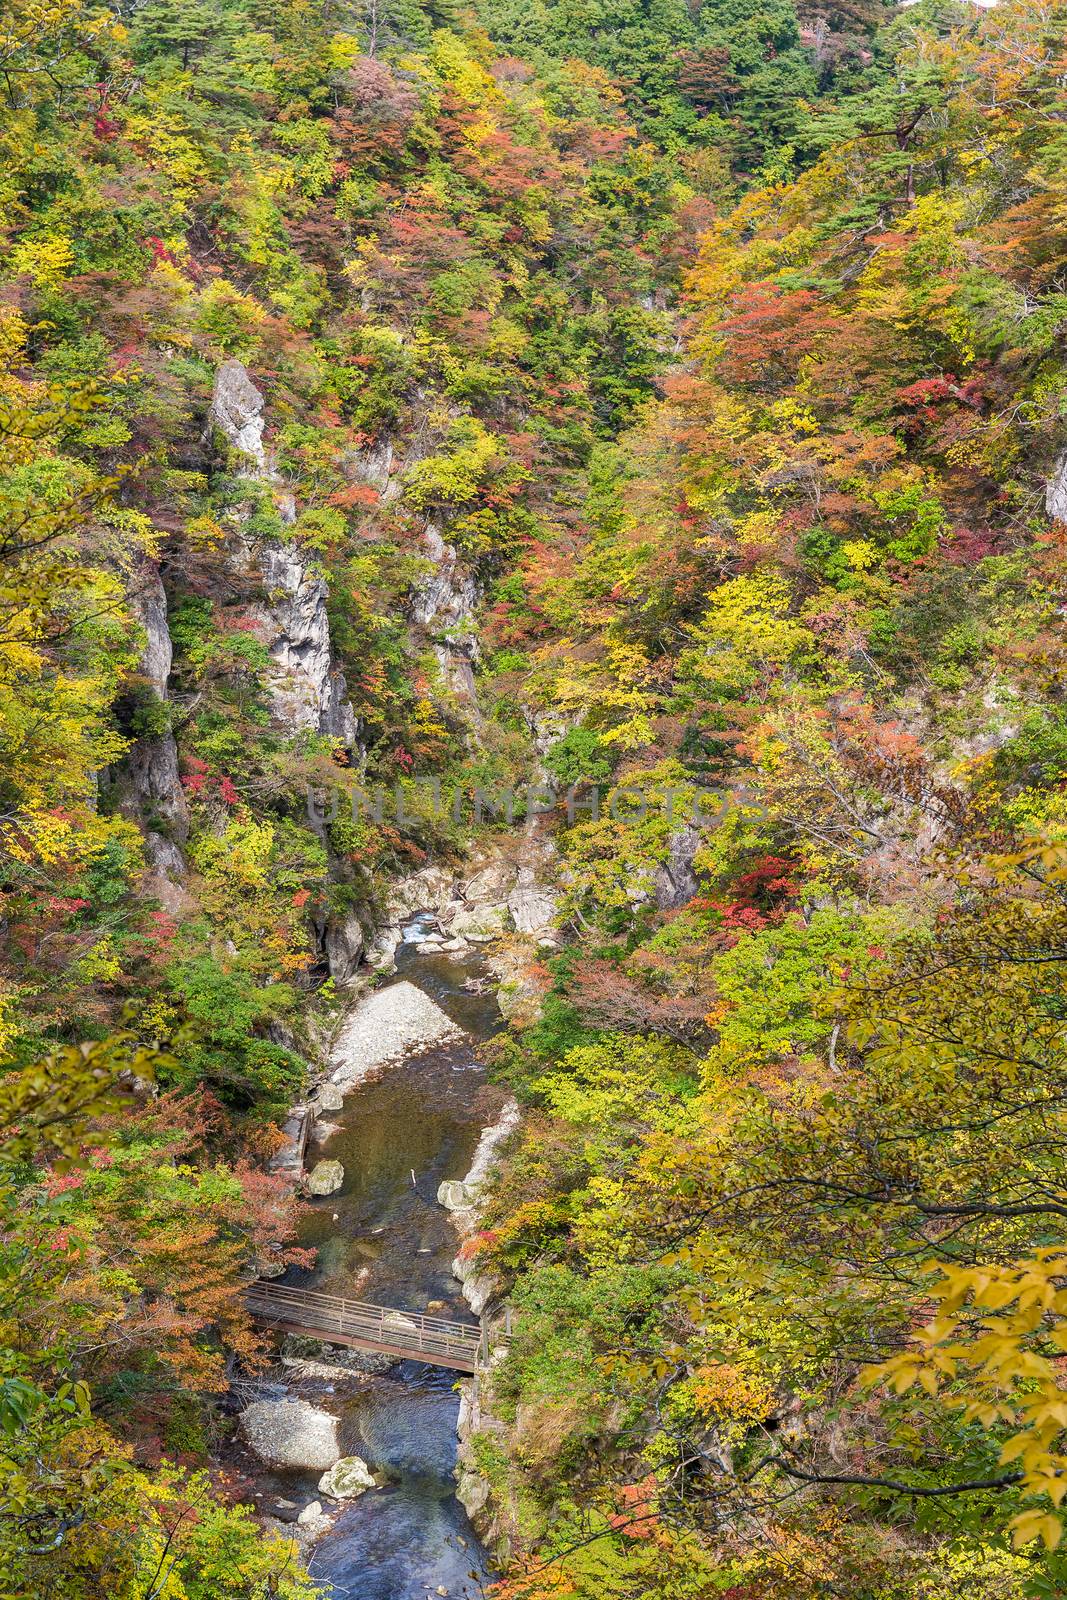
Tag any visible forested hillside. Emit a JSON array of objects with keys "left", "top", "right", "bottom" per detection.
[{"left": 3, "top": 0, "right": 1067, "bottom": 1595}]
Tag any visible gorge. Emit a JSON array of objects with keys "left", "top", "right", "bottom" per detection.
[{"left": 4, "top": 3, "right": 1067, "bottom": 1599}]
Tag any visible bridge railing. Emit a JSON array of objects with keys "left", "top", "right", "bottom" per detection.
[{"left": 245, "top": 1280, "right": 483, "bottom": 1369}]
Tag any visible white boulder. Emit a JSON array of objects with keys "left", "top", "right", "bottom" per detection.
[
  {"left": 318, "top": 1456, "right": 376, "bottom": 1500},
  {"left": 312, "top": 1082, "right": 344, "bottom": 1113},
  {"left": 438, "top": 1179, "right": 475, "bottom": 1211}
]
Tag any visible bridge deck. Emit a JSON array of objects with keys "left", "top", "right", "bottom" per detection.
[{"left": 246, "top": 1281, "right": 484, "bottom": 1373}]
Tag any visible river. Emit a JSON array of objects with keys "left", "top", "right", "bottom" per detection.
[{"left": 250, "top": 918, "right": 504, "bottom": 1599}]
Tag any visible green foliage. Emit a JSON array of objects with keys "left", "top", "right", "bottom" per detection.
[{"left": 163, "top": 954, "right": 304, "bottom": 1110}]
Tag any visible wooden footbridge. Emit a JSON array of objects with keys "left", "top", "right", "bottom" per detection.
[{"left": 245, "top": 1280, "right": 486, "bottom": 1373}]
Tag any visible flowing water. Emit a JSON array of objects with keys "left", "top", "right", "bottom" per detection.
[{"left": 270, "top": 921, "right": 504, "bottom": 1600}]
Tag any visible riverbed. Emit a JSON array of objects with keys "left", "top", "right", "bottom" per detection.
[{"left": 253, "top": 922, "right": 504, "bottom": 1599}]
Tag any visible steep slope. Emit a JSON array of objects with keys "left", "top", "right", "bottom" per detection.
[{"left": 3, "top": 0, "right": 1067, "bottom": 1596}]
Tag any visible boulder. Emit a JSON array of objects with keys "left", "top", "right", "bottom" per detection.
[
  {"left": 281, "top": 1354, "right": 363, "bottom": 1382},
  {"left": 438, "top": 1179, "right": 475, "bottom": 1211},
  {"left": 297, "top": 1500, "right": 324, "bottom": 1526},
  {"left": 240, "top": 1399, "right": 340, "bottom": 1471},
  {"left": 325, "top": 911, "right": 365, "bottom": 986},
  {"left": 318, "top": 1456, "right": 376, "bottom": 1501},
  {"left": 307, "top": 1159, "right": 344, "bottom": 1196},
  {"left": 508, "top": 871, "right": 557, "bottom": 936},
  {"left": 366, "top": 925, "right": 403, "bottom": 972},
  {"left": 381, "top": 1309, "right": 421, "bottom": 1337},
  {"left": 312, "top": 1082, "right": 344, "bottom": 1113},
  {"left": 447, "top": 904, "right": 509, "bottom": 943}
]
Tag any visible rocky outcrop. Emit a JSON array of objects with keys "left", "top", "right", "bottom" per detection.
[
  {"left": 343, "top": 436, "right": 398, "bottom": 500},
  {"left": 209, "top": 359, "right": 364, "bottom": 983},
  {"left": 1047, "top": 454, "right": 1067, "bottom": 524},
  {"left": 240, "top": 1398, "right": 341, "bottom": 1471},
  {"left": 209, "top": 360, "right": 359, "bottom": 758},
  {"left": 368, "top": 836, "right": 558, "bottom": 971},
  {"left": 411, "top": 523, "right": 481, "bottom": 721},
  {"left": 323, "top": 910, "right": 366, "bottom": 987},
  {"left": 267, "top": 1104, "right": 311, "bottom": 1185},
  {"left": 456, "top": 1379, "right": 510, "bottom": 1547},
  {"left": 211, "top": 359, "right": 273, "bottom": 475},
  {"left": 120, "top": 564, "right": 192, "bottom": 915},
  {"left": 255, "top": 539, "right": 355, "bottom": 741},
  {"left": 442, "top": 1098, "right": 521, "bottom": 1235},
  {"left": 654, "top": 823, "right": 701, "bottom": 911}
]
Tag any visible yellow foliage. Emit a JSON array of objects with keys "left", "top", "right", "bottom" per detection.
[{"left": 9, "top": 233, "right": 74, "bottom": 288}]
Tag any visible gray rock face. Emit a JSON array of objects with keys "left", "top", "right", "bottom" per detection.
[
  {"left": 127, "top": 733, "right": 187, "bottom": 841},
  {"left": 122, "top": 565, "right": 190, "bottom": 908},
  {"left": 306, "top": 1159, "right": 345, "bottom": 1196},
  {"left": 211, "top": 358, "right": 270, "bottom": 471},
  {"left": 325, "top": 910, "right": 365, "bottom": 986},
  {"left": 508, "top": 867, "right": 556, "bottom": 935},
  {"left": 210, "top": 359, "right": 359, "bottom": 747},
  {"left": 412, "top": 524, "right": 479, "bottom": 639},
  {"left": 344, "top": 437, "right": 397, "bottom": 498},
  {"left": 451, "top": 1248, "right": 499, "bottom": 1317},
  {"left": 1047, "top": 454, "right": 1067, "bottom": 525},
  {"left": 456, "top": 1466, "right": 490, "bottom": 1525},
  {"left": 412, "top": 523, "right": 480, "bottom": 721},
  {"left": 136, "top": 567, "right": 175, "bottom": 695},
  {"left": 448, "top": 904, "right": 509, "bottom": 943},
  {"left": 318, "top": 1456, "right": 375, "bottom": 1501},
  {"left": 654, "top": 824, "right": 701, "bottom": 911},
  {"left": 240, "top": 1398, "right": 341, "bottom": 1471},
  {"left": 256, "top": 540, "right": 335, "bottom": 732}
]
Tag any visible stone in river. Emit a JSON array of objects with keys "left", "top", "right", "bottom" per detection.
[
  {"left": 381, "top": 1309, "right": 421, "bottom": 1337},
  {"left": 296, "top": 1500, "right": 323, "bottom": 1525},
  {"left": 240, "top": 1399, "right": 340, "bottom": 1470},
  {"left": 318, "top": 1455, "right": 376, "bottom": 1500},
  {"left": 437, "top": 1178, "right": 474, "bottom": 1210},
  {"left": 312, "top": 1082, "right": 344, "bottom": 1112},
  {"left": 307, "top": 1159, "right": 344, "bottom": 1196}
]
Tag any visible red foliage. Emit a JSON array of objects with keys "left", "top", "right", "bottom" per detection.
[
  {"left": 608, "top": 1474, "right": 659, "bottom": 1538},
  {"left": 716, "top": 284, "right": 832, "bottom": 390}
]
